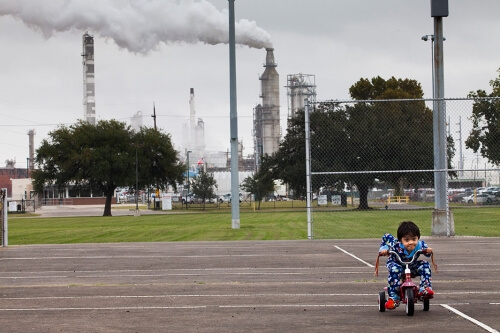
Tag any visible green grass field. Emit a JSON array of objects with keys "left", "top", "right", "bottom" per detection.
[{"left": 6, "top": 206, "right": 500, "bottom": 245}]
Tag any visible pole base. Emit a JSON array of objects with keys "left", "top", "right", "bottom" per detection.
[{"left": 432, "top": 209, "right": 455, "bottom": 236}]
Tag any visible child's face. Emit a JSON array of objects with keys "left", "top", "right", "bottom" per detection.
[{"left": 401, "top": 235, "right": 419, "bottom": 252}]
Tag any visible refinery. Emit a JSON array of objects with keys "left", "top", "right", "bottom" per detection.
[{"left": 0, "top": 32, "right": 317, "bottom": 201}]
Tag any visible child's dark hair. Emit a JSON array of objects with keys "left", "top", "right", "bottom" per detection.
[{"left": 397, "top": 221, "right": 420, "bottom": 240}]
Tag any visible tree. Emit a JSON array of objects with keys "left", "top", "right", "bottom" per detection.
[
  {"left": 346, "top": 77, "right": 435, "bottom": 207},
  {"left": 240, "top": 156, "right": 275, "bottom": 209},
  {"left": 190, "top": 170, "right": 217, "bottom": 210},
  {"left": 134, "top": 127, "right": 185, "bottom": 195},
  {"left": 265, "top": 116, "right": 308, "bottom": 199},
  {"left": 466, "top": 68, "right": 500, "bottom": 165},
  {"left": 32, "top": 120, "right": 184, "bottom": 216}
]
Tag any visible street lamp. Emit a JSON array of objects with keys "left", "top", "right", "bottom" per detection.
[
  {"left": 421, "top": 35, "right": 435, "bottom": 100},
  {"left": 186, "top": 150, "right": 192, "bottom": 209},
  {"left": 421, "top": 34, "right": 446, "bottom": 99}
]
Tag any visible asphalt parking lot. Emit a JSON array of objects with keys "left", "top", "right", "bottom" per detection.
[{"left": 1, "top": 236, "right": 499, "bottom": 332}]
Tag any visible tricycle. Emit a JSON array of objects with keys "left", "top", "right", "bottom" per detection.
[{"left": 376, "top": 249, "right": 436, "bottom": 316}]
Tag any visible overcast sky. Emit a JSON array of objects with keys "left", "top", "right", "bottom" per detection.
[{"left": 1, "top": 0, "right": 500, "bottom": 169}]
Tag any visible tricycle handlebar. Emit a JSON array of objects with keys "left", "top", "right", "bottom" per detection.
[
  {"left": 375, "top": 248, "right": 436, "bottom": 277},
  {"left": 387, "top": 249, "right": 424, "bottom": 266}
]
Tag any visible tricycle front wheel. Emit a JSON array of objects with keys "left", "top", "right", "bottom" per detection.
[{"left": 405, "top": 289, "right": 414, "bottom": 316}]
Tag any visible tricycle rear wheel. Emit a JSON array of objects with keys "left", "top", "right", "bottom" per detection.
[
  {"left": 378, "top": 291, "right": 386, "bottom": 312},
  {"left": 423, "top": 297, "right": 430, "bottom": 311}
]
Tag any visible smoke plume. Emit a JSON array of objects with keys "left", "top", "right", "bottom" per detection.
[{"left": 0, "top": 0, "right": 273, "bottom": 53}]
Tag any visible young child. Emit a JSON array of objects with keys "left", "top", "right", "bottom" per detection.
[{"left": 377, "top": 221, "right": 434, "bottom": 310}]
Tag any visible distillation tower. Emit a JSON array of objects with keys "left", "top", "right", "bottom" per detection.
[
  {"left": 286, "top": 74, "right": 316, "bottom": 120},
  {"left": 253, "top": 48, "right": 280, "bottom": 170}
]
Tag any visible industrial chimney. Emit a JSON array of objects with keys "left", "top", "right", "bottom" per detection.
[
  {"left": 82, "top": 32, "right": 96, "bottom": 125},
  {"left": 27, "top": 129, "right": 35, "bottom": 176}
]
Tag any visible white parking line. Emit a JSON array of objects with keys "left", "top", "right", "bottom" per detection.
[
  {"left": 0, "top": 303, "right": 475, "bottom": 312},
  {"left": 441, "top": 304, "right": 499, "bottom": 333},
  {"left": 335, "top": 246, "right": 374, "bottom": 267},
  {"left": 0, "top": 306, "right": 207, "bottom": 311}
]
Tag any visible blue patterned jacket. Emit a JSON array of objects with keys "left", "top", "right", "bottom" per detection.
[{"left": 379, "top": 233, "right": 431, "bottom": 267}]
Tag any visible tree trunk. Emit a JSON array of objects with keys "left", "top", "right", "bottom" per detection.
[
  {"left": 103, "top": 192, "right": 113, "bottom": 216},
  {"left": 357, "top": 183, "right": 370, "bottom": 210}
]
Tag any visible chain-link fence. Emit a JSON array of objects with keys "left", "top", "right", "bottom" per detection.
[{"left": 306, "top": 97, "right": 500, "bottom": 239}]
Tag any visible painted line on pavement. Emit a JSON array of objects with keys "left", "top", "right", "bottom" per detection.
[
  {"left": 334, "top": 246, "right": 374, "bottom": 267},
  {"left": 0, "top": 303, "right": 473, "bottom": 312},
  {"left": 441, "top": 304, "right": 499, "bottom": 333}
]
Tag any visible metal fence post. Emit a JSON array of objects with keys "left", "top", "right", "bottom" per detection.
[{"left": 1, "top": 188, "right": 8, "bottom": 247}]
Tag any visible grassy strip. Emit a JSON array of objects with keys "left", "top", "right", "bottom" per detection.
[{"left": 7, "top": 207, "right": 499, "bottom": 245}]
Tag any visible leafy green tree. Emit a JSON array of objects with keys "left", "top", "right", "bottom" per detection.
[
  {"left": 33, "top": 120, "right": 184, "bottom": 216},
  {"left": 240, "top": 156, "right": 275, "bottom": 209},
  {"left": 190, "top": 169, "right": 217, "bottom": 210},
  {"left": 265, "top": 116, "right": 308, "bottom": 199},
  {"left": 466, "top": 68, "right": 500, "bottom": 165},
  {"left": 134, "top": 127, "right": 185, "bottom": 195},
  {"left": 346, "top": 77, "right": 435, "bottom": 207}
]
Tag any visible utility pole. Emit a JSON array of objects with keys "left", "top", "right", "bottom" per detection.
[{"left": 151, "top": 102, "right": 157, "bottom": 130}]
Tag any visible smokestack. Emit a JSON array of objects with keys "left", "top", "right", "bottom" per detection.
[
  {"left": 189, "top": 88, "right": 196, "bottom": 149},
  {"left": 27, "top": 129, "right": 35, "bottom": 175},
  {"left": 265, "top": 47, "right": 277, "bottom": 67},
  {"left": 82, "top": 32, "right": 96, "bottom": 125}
]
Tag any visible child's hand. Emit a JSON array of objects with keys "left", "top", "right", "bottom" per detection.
[{"left": 424, "top": 247, "right": 438, "bottom": 273}]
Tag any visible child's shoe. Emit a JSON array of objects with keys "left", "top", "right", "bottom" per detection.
[
  {"left": 385, "top": 298, "right": 400, "bottom": 310},
  {"left": 418, "top": 287, "right": 434, "bottom": 299}
]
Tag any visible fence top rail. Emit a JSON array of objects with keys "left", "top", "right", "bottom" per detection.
[
  {"left": 312, "top": 167, "right": 500, "bottom": 175},
  {"left": 315, "top": 97, "right": 500, "bottom": 104}
]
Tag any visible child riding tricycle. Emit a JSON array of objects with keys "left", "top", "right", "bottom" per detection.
[{"left": 375, "top": 221, "right": 438, "bottom": 316}]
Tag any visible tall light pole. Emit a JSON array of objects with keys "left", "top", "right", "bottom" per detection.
[
  {"left": 429, "top": 0, "right": 453, "bottom": 236},
  {"left": 186, "top": 150, "right": 192, "bottom": 210},
  {"left": 228, "top": 0, "right": 240, "bottom": 229}
]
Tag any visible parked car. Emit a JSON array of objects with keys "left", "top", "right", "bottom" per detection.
[
  {"left": 494, "top": 192, "right": 500, "bottom": 204},
  {"left": 485, "top": 187, "right": 500, "bottom": 195},
  {"left": 182, "top": 193, "right": 200, "bottom": 204},
  {"left": 476, "top": 187, "right": 487, "bottom": 193},
  {"left": 182, "top": 193, "right": 216, "bottom": 204},
  {"left": 463, "top": 193, "right": 495, "bottom": 205},
  {"left": 449, "top": 192, "right": 468, "bottom": 203},
  {"left": 219, "top": 193, "right": 243, "bottom": 203}
]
